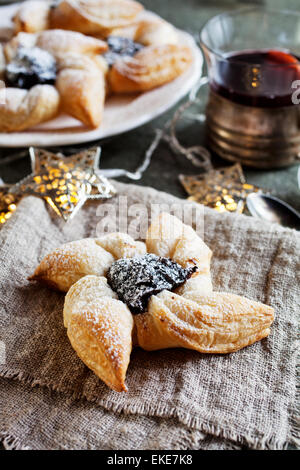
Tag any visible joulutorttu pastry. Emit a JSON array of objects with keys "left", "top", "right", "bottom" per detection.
[
  {"left": 14, "top": 0, "right": 144, "bottom": 36},
  {"left": 30, "top": 213, "right": 275, "bottom": 392},
  {"left": 108, "top": 44, "right": 193, "bottom": 93},
  {"left": 0, "top": 0, "right": 193, "bottom": 132},
  {"left": 49, "top": 0, "right": 144, "bottom": 37},
  {"left": 14, "top": 0, "right": 178, "bottom": 44},
  {"left": 1, "top": 29, "right": 108, "bottom": 130}
]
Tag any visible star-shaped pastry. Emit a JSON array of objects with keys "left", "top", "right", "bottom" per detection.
[
  {"left": 11, "top": 147, "right": 116, "bottom": 221},
  {"left": 30, "top": 213, "right": 275, "bottom": 392}
]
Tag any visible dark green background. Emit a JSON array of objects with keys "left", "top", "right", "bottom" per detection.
[{"left": 1, "top": 0, "right": 300, "bottom": 214}]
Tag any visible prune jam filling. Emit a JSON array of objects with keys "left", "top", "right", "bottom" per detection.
[
  {"left": 107, "top": 253, "right": 197, "bottom": 314},
  {"left": 5, "top": 47, "right": 57, "bottom": 89},
  {"left": 104, "top": 36, "right": 144, "bottom": 67}
]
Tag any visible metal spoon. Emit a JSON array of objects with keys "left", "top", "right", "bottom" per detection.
[{"left": 246, "top": 193, "right": 300, "bottom": 230}]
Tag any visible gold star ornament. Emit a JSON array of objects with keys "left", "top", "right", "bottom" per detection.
[
  {"left": 0, "top": 184, "right": 21, "bottom": 225},
  {"left": 179, "top": 163, "right": 261, "bottom": 214},
  {"left": 11, "top": 147, "right": 116, "bottom": 221}
]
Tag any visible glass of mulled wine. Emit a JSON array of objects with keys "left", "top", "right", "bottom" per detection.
[{"left": 200, "top": 8, "right": 300, "bottom": 168}]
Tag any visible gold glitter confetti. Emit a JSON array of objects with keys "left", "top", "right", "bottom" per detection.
[
  {"left": 0, "top": 186, "right": 21, "bottom": 225},
  {"left": 179, "top": 163, "right": 261, "bottom": 214},
  {"left": 11, "top": 147, "right": 116, "bottom": 221}
]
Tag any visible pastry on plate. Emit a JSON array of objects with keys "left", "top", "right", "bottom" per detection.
[
  {"left": 30, "top": 213, "right": 275, "bottom": 392},
  {"left": 2, "top": 1, "right": 193, "bottom": 132},
  {"left": 4, "top": 29, "right": 107, "bottom": 62},
  {"left": 108, "top": 14, "right": 179, "bottom": 46},
  {"left": 56, "top": 54, "right": 106, "bottom": 128},
  {"left": 108, "top": 44, "right": 193, "bottom": 93},
  {"left": 50, "top": 0, "right": 144, "bottom": 37},
  {"left": 0, "top": 84, "right": 60, "bottom": 132},
  {"left": 0, "top": 30, "right": 107, "bottom": 130},
  {"left": 14, "top": 0, "right": 178, "bottom": 45},
  {"left": 14, "top": 0, "right": 144, "bottom": 37},
  {"left": 13, "top": 0, "right": 51, "bottom": 33},
  {"left": 133, "top": 17, "right": 178, "bottom": 46}
]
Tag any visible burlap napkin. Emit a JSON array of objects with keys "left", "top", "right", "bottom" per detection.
[
  {"left": 0, "top": 376, "right": 241, "bottom": 450},
  {"left": 0, "top": 181, "right": 299, "bottom": 450}
]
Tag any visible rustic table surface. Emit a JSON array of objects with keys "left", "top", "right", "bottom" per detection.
[{"left": 0, "top": 0, "right": 299, "bottom": 451}]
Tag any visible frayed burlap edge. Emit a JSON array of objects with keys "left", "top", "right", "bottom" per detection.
[
  {"left": 0, "top": 432, "right": 30, "bottom": 450},
  {"left": 289, "top": 351, "right": 300, "bottom": 449},
  {"left": 0, "top": 365, "right": 297, "bottom": 451}
]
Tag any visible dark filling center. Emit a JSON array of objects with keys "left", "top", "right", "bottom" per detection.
[
  {"left": 5, "top": 47, "right": 57, "bottom": 89},
  {"left": 104, "top": 36, "right": 144, "bottom": 67},
  {"left": 107, "top": 253, "right": 196, "bottom": 314}
]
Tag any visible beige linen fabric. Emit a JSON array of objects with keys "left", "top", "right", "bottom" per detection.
[
  {"left": 0, "top": 182, "right": 299, "bottom": 450},
  {"left": 0, "top": 377, "right": 240, "bottom": 450}
]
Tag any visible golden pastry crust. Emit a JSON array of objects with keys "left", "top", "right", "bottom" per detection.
[
  {"left": 29, "top": 238, "right": 115, "bottom": 292},
  {"left": 13, "top": 0, "right": 51, "bottom": 33},
  {"left": 35, "top": 29, "right": 108, "bottom": 57},
  {"left": 146, "top": 212, "right": 213, "bottom": 297},
  {"left": 4, "top": 32, "right": 38, "bottom": 63},
  {"left": 30, "top": 234, "right": 147, "bottom": 292},
  {"left": 4, "top": 30, "right": 107, "bottom": 62},
  {"left": 49, "top": 0, "right": 144, "bottom": 37},
  {"left": 135, "top": 290, "right": 274, "bottom": 353},
  {"left": 96, "top": 232, "right": 147, "bottom": 259},
  {"left": 31, "top": 212, "right": 275, "bottom": 392},
  {"left": 13, "top": 0, "right": 178, "bottom": 47},
  {"left": 56, "top": 54, "right": 106, "bottom": 128},
  {"left": 0, "top": 85, "right": 60, "bottom": 132},
  {"left": 1, "top": 30, "right": 108, "bottom": 131},
  {"left": 134, "top": 18, "right": 178, "bottom": 46},
  {"left": 64, "top": 275, "right": 133, "bottom": 392},
  {"left": 6, "top": 3, "right": 193, "bottom": 132},
  {"left": 108, "top": 44, "right": 193, "bottom": 93},
  {"left": 109, "top": 15, "right": 178, "bottom": 46},
  {"left": 135, "top": 213, "right": 274, "bottom": 352}
]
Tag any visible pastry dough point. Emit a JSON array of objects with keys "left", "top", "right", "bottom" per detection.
[
  {"left": 29, "top": 238, "right": 115, "bottom": 292},
  {"left": 0, "top": 85, "right": 60, "bottom": 132},
  {"left": 30, "top": 233, "right": 147, "bottom": 292},
  {"left": 108, "top": 44, "right": 193, "bottom": 93},
  {"left": 14, "top": 0, "right": 51, "bottom": 33},
  {"left": 49, "top": 0, "right": 144, "bottom": 37},
  {"left": 146, "top": 212, "right": 213, "bottom": 297},
  {"left": 135, "top": 290, "right": 274, "bottom": 354},
  {"left": 56, "top": 54, "right": 106, "bottom": 128},
  {"left": 96, "top": 232, "right": 146, "bottom": 259},
  {"left": 64, "top": 275, "right": 133, "bottom": 392}
]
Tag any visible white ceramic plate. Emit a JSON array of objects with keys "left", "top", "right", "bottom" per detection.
[{"left": 0, "top": 4, "right": 203, "bottom": 147}]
